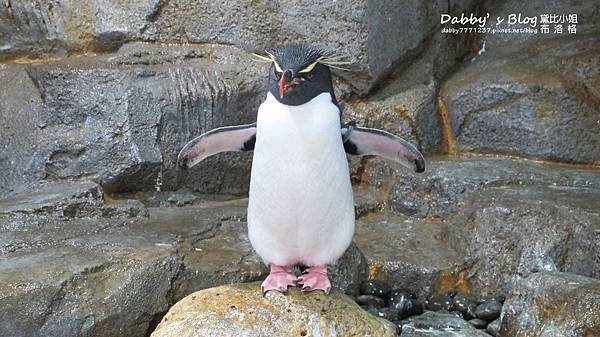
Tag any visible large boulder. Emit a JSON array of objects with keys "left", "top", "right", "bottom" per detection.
[
  {"left": 448, "top": 185, "right": 600, "bottom": 294},
  {"left": 500, "top": 272, "right": 600, "bottom": 337},
  {"left": 0, "top": 0, "right": 478, "bottom": 93},
  {"left": 150, "top": 282, "right": 397, "bottom": 337},
  {"left": 441, "top": 35, "right": 600, "bottom": 164},
  {"left": 0, "top": 42, "right": 267, "bottom": 197}
]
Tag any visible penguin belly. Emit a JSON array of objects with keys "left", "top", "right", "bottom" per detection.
[{"left": 247, "top": 92, "right": 355, "bottom": 267}]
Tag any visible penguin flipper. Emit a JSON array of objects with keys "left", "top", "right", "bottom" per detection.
[
  {"left": 177, "top": 123, "right": 256, "bottom": 169},
  {"left": 341, "top": 122, "right": 425, "bottom": 173}
]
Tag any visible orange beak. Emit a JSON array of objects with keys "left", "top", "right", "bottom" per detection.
[{"left": 278, "top": 69, "right": 301, "bottom": 98}]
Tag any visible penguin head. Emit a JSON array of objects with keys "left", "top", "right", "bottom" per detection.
[{"left": 256, "top": 44, "right": 347, "bottom": 106}]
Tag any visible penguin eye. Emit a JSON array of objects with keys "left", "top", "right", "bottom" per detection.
[{"left": 305, "top": 72, "right": 314, "bottom": 80}]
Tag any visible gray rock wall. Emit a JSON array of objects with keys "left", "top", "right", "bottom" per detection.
[
  {"left": 0, "top": 0, "right": 479, "bottom": 93},
  {"left": 0, "top": 43, "right": 266, "bottom": 197}
]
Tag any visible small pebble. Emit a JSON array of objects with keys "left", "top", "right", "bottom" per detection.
[
  {"left": 360, "top": 280, "right": 392, "bottom": 301},
  {"left": 486, "top": 318, "right": 501, "bottom": 336},
  {"left": 475, "top": 300, "right": 502, "bottom": 321},
  {"left": 469, "top": 318, "right": 488, "bottom": 329},
  {"left": 425, "top": 294, "right": 455, "bottom": 312},
  {"left": 389, "top": 290, "right": 410, "bottom": 310},
  {"left": 355, "top": 295, "right": 385, "bottom": 309},
  {"left": 453, "top": 293, "right": 478, "bottom": 320},
  {"left": 395, "top": 298, "right": 424, "bottom": 320}
]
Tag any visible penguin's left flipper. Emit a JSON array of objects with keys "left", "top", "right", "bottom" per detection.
[
  {"left": 342, "top": 123, "right": 425, "bottom": 173},
  {"left": 177, "top": 123, "right": 256, "bottom": 169}
]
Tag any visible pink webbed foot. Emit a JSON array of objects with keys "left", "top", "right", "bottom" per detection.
[
  {"left": 261, "top": 264, "right": 298, "bottom": 296},
  {"left": 297, "top": 265, "right": 332, "bottom": 295}
]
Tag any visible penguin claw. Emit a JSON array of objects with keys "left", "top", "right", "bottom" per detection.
[
  {"left": 260, "top": 264, "right": 297, "bottom": 296},
  {"left": 296, "top": 265, "right": 332, "bottom": 295}
]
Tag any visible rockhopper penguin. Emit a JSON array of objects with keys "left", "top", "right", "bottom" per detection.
[{"left": 178, "top": 44, "right": 425, "bottom": 295}]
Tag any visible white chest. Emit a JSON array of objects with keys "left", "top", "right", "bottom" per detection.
[
  {"left": 247, "top": 92, "right": 355, "bottom": 266},
  {"left": 254, "top": 92, "right": 342, "bottom": 161}
]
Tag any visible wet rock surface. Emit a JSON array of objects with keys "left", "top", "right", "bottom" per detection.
[
  {"left": 0, "top": 42, "right": 266, "bottom": 198},
  {"left": 443, "top": 35, "right": 600, "bottom": 164},
  {"left": 500, "top": 272, "right": 600, "bottom": 337},
  {"left": 484, "top": 0, "right": 600, "bottom": 49},
  {"left": 354, "top": 211, "right": 462, "bottom": 300},
  {"left": 0, "top": 185, "right": 373, "bottom": 337},
  {"left": 448, "top": 185, "right": 600, "bottom": 294},
  {"left": 329, "top": 241, "right": 369, "bottom": 297},
  {"left": 151, "top": 282, "right": 397, "bottom": 337},
  {"left": 0, "top": 181, "right": 103, "bottom": 219},
  {"left": 400, "top": 311, "right": 490, "bottom": 337},
  {"left": 0, "top": 188, "right": 267, "bottom": 337},
  {"left": 352, "top": 155, "right": 600, "bottom": 218},
  {"left": 0, "top": 0, "right": 478, "bottom": 93}
]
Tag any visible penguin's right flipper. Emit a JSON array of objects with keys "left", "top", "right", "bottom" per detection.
[
  {"left": 341, "top": 122, "right": 425, "bottom": 173},
  {"left": 177, "top": 123, "right": 256, "bottom": 169}
]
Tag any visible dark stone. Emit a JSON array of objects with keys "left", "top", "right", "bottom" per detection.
[
  {"left": 453, "top": 293, "right": 478, "bottom": 320},
  {"left": 356, "top": 295, "right": 385, "bottom": 309},
  {"left": 445, "top": 289, "right": 458, "bottom": 298},
  {"left": 390, "top": 289, "right": 423, "bottom": 320},
  {"left": 376, "top": 307, "right": 400, "bottom": 323},
  {"left": 475, "top": 301, "right": 502, "bottom": 322},
  {"left": 425, "top": 294, "right": 454, "bottom": 312},
  {"left": 449, "top": 311, "right": 464, "bottom": 319},
  {"left": 468, "top": 318, "right": 488, "bottom": 329},
  {"left": 360, "top": 279, "right": 392, "bottom": 302},
  {"left": 330, "top": 242, "right": 369, "bottom": 297},
  {"left": 390, "top": 288, "right": 417, "bottom": 301},
  {"left": 500, "top": 272, "right": 600, "bottom": 336}
]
